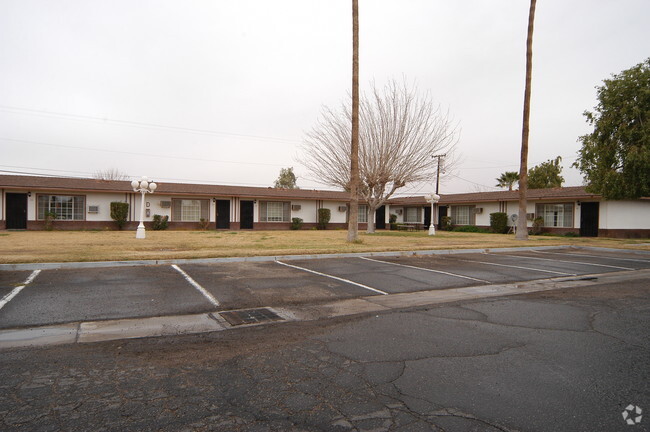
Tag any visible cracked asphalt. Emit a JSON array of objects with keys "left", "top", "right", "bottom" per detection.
[{"left": 1, "top": 275, "right": 648, "bottom": 431}]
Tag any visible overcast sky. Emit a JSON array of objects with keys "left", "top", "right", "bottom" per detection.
[{"left": 1, "top": 0, "right": 648, "bottom": 195}]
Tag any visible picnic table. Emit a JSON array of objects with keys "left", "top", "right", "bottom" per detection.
[{"left": 396, "top": 223, "right": 417, "bottom": 232}]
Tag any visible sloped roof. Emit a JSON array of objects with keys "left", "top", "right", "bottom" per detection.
[
  {"left": 0, "top": 175, "right": 350, "bottom": 201},
  {"left": 388, "top": 186, "right": 601, "bottom": 206}
]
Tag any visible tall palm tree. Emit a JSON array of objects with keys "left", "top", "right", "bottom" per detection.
[
  {"left": 496, "top": 171, "right": 519, "bottom": 191},
  {"left": 347, "top": 0, "right": 360, "bottom": 242},
  {"left": 516, "top": 0, "right": 537, "bottom": 240}
]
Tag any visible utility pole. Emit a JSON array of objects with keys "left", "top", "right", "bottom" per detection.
[{"left": 432, "top": 154, "right": 446, "bottom": 194}]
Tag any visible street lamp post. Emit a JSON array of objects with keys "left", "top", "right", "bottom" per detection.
[
  {"left": 426, "top": 192, "right": 440, "bottom": 236},
  {"left": 131, "top": 176, "right": 157, "bottom": 239}
]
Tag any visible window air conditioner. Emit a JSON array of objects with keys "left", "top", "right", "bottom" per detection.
[
  {"left": 159, "top": 201, "right": 172, "bottom": 208},
  {"left": 526, "top": 213, "right": 535, "bottom": 221},
  {"left": 474, "top": 207, "right": 483, "bottom": 214},
  {"left": 291, "top": 204, "right": 301, "bottom": 211},
  {"left": 88, "top": 205, "right": 99, "bottom": 214},
  {"left": 338, "top": 206, "right": 347, "bottom": 212}
]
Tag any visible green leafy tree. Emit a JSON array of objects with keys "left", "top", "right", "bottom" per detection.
[
  {"left": 495, "top": 171, "right": 519, "bottom": 191},
  {"left": 528, "top": 156, "right": 564, "bottom": 189},
  {"left": 573, "top": 58, "right": 650, "bottom": 199},
  {"left": 273, "top": 167, "right": 299, "bottom": 189}
]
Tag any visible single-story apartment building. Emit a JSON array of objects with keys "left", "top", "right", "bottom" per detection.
[
  {"left": 1, "top": 175, "right": 649, "bottom": 238},
  {"left": 387, "top": 186, "right": 650, "bottom": 238}
]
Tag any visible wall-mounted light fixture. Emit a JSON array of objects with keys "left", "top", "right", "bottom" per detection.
[
  {"left": 577, "top": 201, "right": 581, "bottom": 206},
  {"left": 27, "top": 192, "right": 31, "bottom": 197}
]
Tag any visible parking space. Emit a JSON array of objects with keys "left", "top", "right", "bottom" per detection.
[
  {"left": 0, "top": 270, "right": 32, "bottom": 299},
  {"left": 0, "top": 247, "right": 648, "bottom": 331},
  {"left": 0, "top": 266, "right": 213, "bottom": 329},
  {"left": 280, "top": 257, "right": 488, "bottom": 294},
  {"left": 179, "top": 261, "right": 377, "bottom": 310},
  {"left": 524, "top": 248, "right": 650, "bottom": 269},
  {"left": 443, "top": 251, "right": 631, "bottom": 276},
  {"left": 366, "top": 255, "right": 565, "bottom": 285}
]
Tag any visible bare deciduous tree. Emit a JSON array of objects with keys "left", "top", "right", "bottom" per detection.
[
  {"left": 93, "top": 168, "right": 129, "bottom": 181},
  {"left": 301, "top": 80, "right": 458, "bottom": 233}
]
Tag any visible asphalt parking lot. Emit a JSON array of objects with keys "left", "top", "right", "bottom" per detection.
[{"left": 1, "top": 246, "right": 648, "bottom": 331}]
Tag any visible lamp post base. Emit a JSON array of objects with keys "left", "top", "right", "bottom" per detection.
[
  {"left": 136, "top": 226, "right": 146, "bottom": 239},
  {"left": 428, "top": 225, "right": 436, "bottom": 236}
]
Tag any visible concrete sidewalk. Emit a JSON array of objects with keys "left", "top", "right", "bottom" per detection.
[{"left": 2, "top": 269, "right": 644, "bottom": 350}]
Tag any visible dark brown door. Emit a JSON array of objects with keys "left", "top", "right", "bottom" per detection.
[
  {"left": 240, "top": 201, "right": 254, "bottom": 229},
  {"left": 6, "top": 193, "right": 28, "bottom": 229},
  {"left": 216, "top": 200, "right": 230, "bottom": 229},
  {"left": 580, "top": 202, "right": 599, "bottom": 237},
  {"left": 375, "top": 205, "right": 386, "bottom": 229}
]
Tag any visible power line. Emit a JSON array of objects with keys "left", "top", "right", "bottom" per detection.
[
  {"left": 0, "top": 104, "right": 302, "bottom": 144},
  {"left": 0, "top": 136, "right": 289, "bottom": 168}
]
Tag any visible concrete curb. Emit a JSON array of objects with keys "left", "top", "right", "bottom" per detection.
[
  {"left": 2, "top": 269, "right": 646, "bottom": 350},
  {"left": 0, "top": 245, "right": 575, "bottom": 271}
]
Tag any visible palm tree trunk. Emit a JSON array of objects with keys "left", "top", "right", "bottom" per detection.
[
  {"left": 347, "top": 0, "right": 360, "bottom": 242},
  {"left": 516, "top": 0, "right": 536, "bottom": 240}
]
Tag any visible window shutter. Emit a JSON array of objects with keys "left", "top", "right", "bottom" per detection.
[
  {"left": 172, "top": 199, "right": 182, "bottom": 221},
  {"left": 450, "top": 206, "right": 457, "bottom": 224},
  {"left": 260, "top": 201, "right": 267, "bottom": 222},
  {"left": 201, "top": 200, "right": 209, "bottom": 221},
  {"left": 283, "top": 202, "right": 290, "bottom": 222}
]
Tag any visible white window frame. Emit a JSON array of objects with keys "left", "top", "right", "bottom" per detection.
[
  {"left": 454, "top": 206, "right": 471, "bottom": 225},
  {"left": 358, "top": 205, "right": 368, "bottom": 223},
  {"left": 180, "top": 200, "right": 202, "bottom": 222},
  {"left": 538, "top": 203, "right": 573, "bottom": 228},
  {"left": 266, "top": 201, "right": 285, "bottom": 222},
  {"left": 37, "top": 194, "right": 85, "bottom": 221},
  {"left": 404, "top": 207, "right": 420, "bottom": 223}
]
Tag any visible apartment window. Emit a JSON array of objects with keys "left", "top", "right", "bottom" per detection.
[
  {"left": 37, "top": 195, "right": 85, "bottom": 220},
  {"left": 358, "top": 205, "right": 368, "bottom": 223},
  {"left": 536, "top": 203, "right": 573, "bottom": 227},
  {"left": 172, "top": 199, "right": 209, "bottom": 222},
  {"left": 259, "top": 201, "right": 290, "bottom": 222},
  {"left": 451, "top": 205, "right": 475, "bottom": 225},
  {"left": 404, "top": 207, "right": 421, "bottom": 223}
]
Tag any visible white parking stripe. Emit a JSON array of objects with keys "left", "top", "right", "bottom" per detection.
[
  {"left": 496, "top": 253, "right": 634, "bottom": 270},
  {"left": 360, "top": 257, "right": 489, "bottom": 283},
  {"left": 0, "top": 270, "right": 41, "bottom": 311},
  {"left": 534, "top": 250, "right": 650, "bottom": 263},
  {"left": 275, "top": 260, "right": 389, "bottom": 295},
  {"left": 448, "top": 257, "right": 574, "bottom": 276},
  {"left": 171, "top": 265, "right": 220, "bottom": 307}
]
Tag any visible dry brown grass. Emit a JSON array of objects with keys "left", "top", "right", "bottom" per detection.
[{"left": 0, "top": 229, "right": 648, "bottom": 264}]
